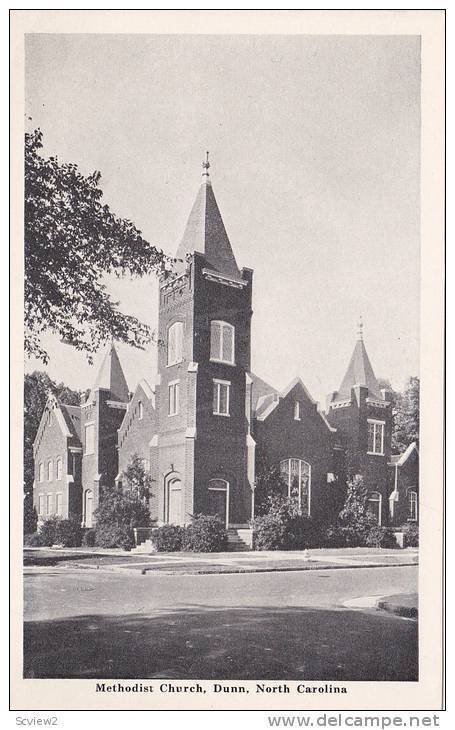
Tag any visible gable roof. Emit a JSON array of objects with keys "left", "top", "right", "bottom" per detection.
[
  {"left": 88, "top": 342, "right": 130, "bottom": 403},
  {"left": 248, "top": 372, "right": 277, "bottom": 414},
  {"left": 175, "top": 173, "right": 243, "bottom": 282},
  {"left": 254, "top": 375, "right": 336, "bottom": 433},
  {"left": 337, "top": 338, "right": 382, "bottom": 401},
  {"left": 389, "top": 441, "right": 419, "bottom": 467},
  {"left": 33, "top": 395, "right": 82, "bottom": 453},
  {"left": 60, "top": 404, "right": 82, "bottom": 440}
]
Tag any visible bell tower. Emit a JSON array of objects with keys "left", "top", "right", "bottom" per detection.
[{"left": 154, "top": 155, "right": 254, "bottom": 527}]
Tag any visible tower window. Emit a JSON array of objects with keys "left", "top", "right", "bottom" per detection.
[
  {"left": 47, "top": 460, "right": 53, "bottom": 481},
  {"left": 294, "top": 401, "right": 301, "bottom": 420},
  {"left": 167, "top": 321, "right": 184, "bottom": 366},
  {"left": 138, "top": 401, "right": 143, "bottom": 420},
  {"left": 56, "top": 458, "right": 62, "bottom": 481},
  {"left": 210, "top": 321, "right": 235, "bottom": 365},
  {"left": 168, "top": 380, "right": 180, "bottom": 416},
  {"left": 213, "top": 379, "right": 230, "bottom": 416},
  {"left": 367, "top": 419, "right": 385, "bottom": 455}
]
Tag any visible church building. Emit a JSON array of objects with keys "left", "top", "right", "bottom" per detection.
[{"left": 33, "top": 158, "right": 419, "bottom": 534}]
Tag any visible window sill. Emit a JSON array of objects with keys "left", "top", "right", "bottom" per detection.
[
  {"left": 367, "top": 451, "right": 385, "bottom": 456},
  {"left": 168, "top": 413, "right": 179, "bottom": 418},
  {"left": 213, "top": 412, "right": 230, "bottom": 417},
  {"left": 210, "top": 358, "right": 236, "bottom": 367},
  {"left": 166, "top": 360, "right": 184, "bottom": 368}
]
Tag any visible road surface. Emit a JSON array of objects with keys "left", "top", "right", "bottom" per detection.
[{"left": 24, "top": 564, "right": 418, "bottom": 681}]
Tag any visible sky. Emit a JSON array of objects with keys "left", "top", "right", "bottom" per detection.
[{"left": 25, "top": 33, "right": 420, "bottom": 405}]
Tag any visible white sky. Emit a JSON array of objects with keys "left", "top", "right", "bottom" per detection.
[{"left": 25, "top": 33, "right": 420, "bottom": 405}]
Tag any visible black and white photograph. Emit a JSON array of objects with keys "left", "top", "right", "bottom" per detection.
[{"left": 10, "top": 9, "right": 445, "bottom": 713}]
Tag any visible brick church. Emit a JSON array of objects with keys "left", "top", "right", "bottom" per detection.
[{"left": 33, "top": 160, "right": 419, "bottom": 533}]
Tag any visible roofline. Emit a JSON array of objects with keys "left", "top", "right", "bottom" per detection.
[{"left": 389, "top": 441, "right": 419, "bottom": 467}]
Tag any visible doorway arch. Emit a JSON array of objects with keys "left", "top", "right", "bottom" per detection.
[
  {"left": 166, "top": 475, "right": 183, "bottom": 525},
  {"left": 207, "top": 478, "right": 229, "bottom": 527}
]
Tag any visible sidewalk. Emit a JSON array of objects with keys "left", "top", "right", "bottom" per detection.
[
  {"left": 24, "top": 546, "right": 419, "bottom": 575},
  {"left": 377, "top": 593, "right": 418, "bottom": 619}
]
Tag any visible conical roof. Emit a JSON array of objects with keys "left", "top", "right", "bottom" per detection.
[
  {"left": 175, "top": 167, "right": 242, "bottom": 281},
  {"left": 88, "top": 343, "right": 130, "bottom": 403},
  {"left": 337, "top": 338, "right": 382, "bottom": 401}
]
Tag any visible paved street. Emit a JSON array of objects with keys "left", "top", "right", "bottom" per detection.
[{"left": 24, "top": 562, "right": 418, "bottom": 681}]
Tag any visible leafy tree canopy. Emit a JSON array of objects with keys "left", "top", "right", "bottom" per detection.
[
  {"left": 392, "top": 376, "right": 420, "bottom": 453},
  {"left": 25, "top": 129, "right": 173, "bottom": 363},
  {"left": 338, "top": 474, "right": 375, "bottom": 528},
  {"left": 123, "top": 453, "right": 154, "bottom": 503}
]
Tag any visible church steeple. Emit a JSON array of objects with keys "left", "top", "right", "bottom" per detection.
[
  {"left": 175, "top": 154, "right": 242, "bottom": 282},
  {"left": 88, "top": 342, "right": 130, "bottom": 403},
  {"left": 337, "top": 321, "right": 382, "bottom": 401}
]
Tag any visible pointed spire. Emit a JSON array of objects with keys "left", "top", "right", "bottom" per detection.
[
  {"left": 88, "top": 342, "right": 130, "bottom": 403},
  {"left": 337, "top": 321, "right": 382, "bottom": 400},
  {"left": 175, "top": 154, "right": 242, "bottom": 281},
  {"left": 357, "top": 315, "right": 363, "bottom": 341}
]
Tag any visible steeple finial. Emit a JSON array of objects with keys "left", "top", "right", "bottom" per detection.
[
  {"left": 202, "top": 150, "right": 210, "bottom": 178},
  {"left": 357, "top": 315, "right": 364, "bottom": 341}
]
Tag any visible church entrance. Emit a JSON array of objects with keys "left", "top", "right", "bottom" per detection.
[
  {"left": 207, "top": 479, "right": 229, "bottom": 526},
  {"left": 167, "top": 477, "right": 183, "bottom": 525}
]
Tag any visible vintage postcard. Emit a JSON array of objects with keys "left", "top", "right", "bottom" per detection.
[{"left": 10, "top": 9, "right": 445, "bottom": 712}]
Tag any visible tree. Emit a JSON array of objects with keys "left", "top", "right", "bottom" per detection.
[
  {"left": 94, "top": 485, "right": 151, "bottom": 550},
  {"left": 392, "top": 376, "right": 420, "bottom": 453},
  {"left": 23, "top": 371, "right": 80, "bottom": 532},
  {"left": 25, "top": 129, "right": 173, "bottom": 363},
  {"left": 253, "top": 455, "right": 288, "bottom": 516},
  {"left": 123, "top": 453, "right": 154, "bottom": 503},
  {"left": 339, "top": 474, "right": 375, "bottom": 528}
]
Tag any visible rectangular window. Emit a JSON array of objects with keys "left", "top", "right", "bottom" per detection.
[
  {"left": 408, "top": 490, "right": 418, "bottom": 521},
  {"left": 39, "top": 463, "right": 44, "bottom": 483},
  {"left": 294, "top": 401, "right": 301, "bottom": 420},
  {"left": 56, "top": 493, "right": 63, "bottom": 516},
  {"left": 46, "top": 493, "right": 53, "bottom": 516},
  {"left": 138, "top": 401, "right": 143, "bottom": 420},
  {"left": 367, "top": 420, "right": 385, "bottom": 455},
  {"left": 168, "top": 381, "right": 180, "bottom": 416},
  {"left": 38, "top": 495, "right": 45, "bottom": 515},
  {"left": 210, "top": 321, "right": 235, "bottom": 365},
  {"left": 213, "top": 379, "right": 230, "bottom": 416},
  {"left": 85, "top": 423, "right": 95, "bottom": 454},
  {"left": 47, "top": 460, "right": 53, "bottom": 481}
]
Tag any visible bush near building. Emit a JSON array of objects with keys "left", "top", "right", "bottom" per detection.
[
  {"left": 253, "top": 498, "right": 325, "bottom": 551},
  {"left": 151, "top": 524, "right": 185, "bottom": 552},
  {"left": 94, "top": 484, "right": 151, "bottom": 551},
  {"left": 38, "top": 516, "right": 82, "bottom": 547},
  {"left": 399, "top": 522, "right": 419, "bottom": 547},
  {"left": 364, "top": 526, "right": 398, "bottom": 549},
  {"left": 82, "top": 529, "right": 96, "bottom": 547},
  {"left": 183, "top": 515, "right": 228, "bottom": 553}
]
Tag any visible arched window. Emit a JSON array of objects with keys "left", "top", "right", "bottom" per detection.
[
  {"left": 279, "top": 459, "right": 311, "bottom": 516},
  {"left": 210, "top": 321, "right": 235, "bottom": 365},
  {"left": 367, "top": 491, "right": 382, "bottom": 526},
  {"left": 38, "top": 463, "right": 44, "bottom": 483},
  {"left": 138, "top": 401, "right": 143, "bottom": 420},
  {"left": 208, "top": 479, "right": 229, "bottom": 526},
  {"left": 56, "top": 458, "right": 62, "bottom": 480},
  {"left": 47, "top": 460, "right": 53, "bottom": 481},
  {"left": 167, "top": 321, "right": 184, "bottom": 366},
  {"left": 408, "top": 489, "right": 418, "bottom": 522},
  {"left": 84, "top": 489, "right": 94, "bottom": 528}
]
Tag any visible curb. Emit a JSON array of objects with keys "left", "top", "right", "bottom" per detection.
[
  {"left": 377, "top": 598, "right": 418, "bottom": 619},
  {"left": 55, "top": 559, "right": 418, "bottom": 576}
]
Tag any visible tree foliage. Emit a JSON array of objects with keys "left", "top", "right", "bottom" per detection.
[
  {"left": 25, "top": 129, "right": 173, "bottom": 363},
  {"left": 392, "top": 376, "right": 420, "bottom": 453},
  {"left": 94, "top": 484, "right": 151, "bottom": 550},
  {"left": 254, "top": 455, "right": 288, "bottom": 516},
  {"left": 338, "top": 474, "right": 375, "bottom": 529},
  {"left": 123, "top": 453, "right": 154, "bottom": 503}
]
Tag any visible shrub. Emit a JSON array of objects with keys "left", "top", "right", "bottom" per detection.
[
  {"left": 82, "top": 529, "right": 96, "bottom": 547},
  {"left": 24, "top": 497, "right": 38, "bottom": 536},
  {"left": 151, "top": 524, "right": 185, "bottom": 552},
  {"left": 24, "top": 532, "right": 43, "bottom": 547},
  {"left": 94, "top": 484, "right": 151, "bottom": 551},
  {"left": 400, "top": 522, "right": 419, "bottom": 547},
  {"left": 253, "top": 500, "right": 325, "bottom": 550},
  {"left": 364, "top": 526, "right": 397, "bottom": 549},
  {"left": 38, "top": 516, "right": 61, "bottom": 546},
  {"left": 323, "top": 524, "right": 363, "bottom": 548},
  {"left": 183, "top": 515, "right": 228, "bottom": 553},
  {"left": 57, "top": 518, "right": 82, "bottom": 547}
]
